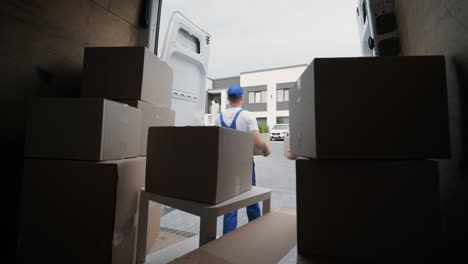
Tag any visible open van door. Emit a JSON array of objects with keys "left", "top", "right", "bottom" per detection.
[{"left": 161, "top": 11, "right": 211, "bottom": 126}]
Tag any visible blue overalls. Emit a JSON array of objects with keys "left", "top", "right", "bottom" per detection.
[{"left": 220, "top": 109, "right": 262, "bottom": 235}]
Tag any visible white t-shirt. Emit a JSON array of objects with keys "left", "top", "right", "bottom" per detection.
[{"left": 214, "top": 107, "right": 259, "bottom": 132}]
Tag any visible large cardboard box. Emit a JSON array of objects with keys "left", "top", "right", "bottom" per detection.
[
  {"left": 81, "top": 46, "right": 173, "bottom": 108},
  {"left": 296, "top": 159, "right": 441, "bottom": 263},
  {"left": 24, "top": 98, "right": 141, "bottom": 161},
  {"left": 284, "top": 134, "right": 290, "bottom": 158},
  {"left": 289, "top": 56, "right": 450, "bottom": 159},
  {"left": 253, "top": 133, "right": 271, "bottom": 156},
  {"left": 119, "top": 100, "right": 175, "bottom": 156},
  {"left": 171, "top": 209, "right": 297, "bottom": 264},
  {"left": 146, "top": 202, "right": 161, "bottom": 254},
  {"left": 18, "top": 158, "right": 147, "bottom": 264},
  {"left": 146, "top": 126, "right": 253, "bottom": 204}
]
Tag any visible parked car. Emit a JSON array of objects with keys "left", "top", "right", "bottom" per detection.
[{"left": 269, "top": 124, "right": 289, "bottom": 141}]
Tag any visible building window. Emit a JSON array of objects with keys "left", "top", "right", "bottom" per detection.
[
  {"left": 257, "top": 118, "right": 267, "bottom": 125},
  {"left": 277, "top": 90, "right": 283, "bottom": 102},
  {"left": 249, "top": 92, "right": 255, "bottom": 104},
  {"left": 276, "top": 116, "right": 290, "bottom": 124},
  {"left": 255, "top": 92, "right": 262, "bottom": 103},
  {"left": 249, "top": 90, "right": 267, "bottom": 104},
  {"left": 261, "top": 91, "right": 267, "bottom": 103},
  {"left": 277, "top": 89, "right": 290, "bottom": 102}
]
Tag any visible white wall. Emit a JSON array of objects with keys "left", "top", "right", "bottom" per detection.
[
  {"left": 240, "top": 66, "right": 307, "bottom": 128},
  {"left": 251, "top": 111, "right": 268, "bottom": 118},
  {"left": 220, "top": 89, "right": 228, "bottom": 112},
  {"left": 206, "top": 78, "right": 213, "bottom": 90}
]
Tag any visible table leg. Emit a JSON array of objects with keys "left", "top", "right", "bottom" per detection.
[
  {"left": 199, "top": 215, "right": 217, "bottom": 246},
  {"left": 136, "top": 191, "right": 150, "bottom": 264},
  {"left": 262, "top": 198, "right": 271, "bottom": 215}
]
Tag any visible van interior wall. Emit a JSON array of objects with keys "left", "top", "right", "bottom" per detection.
[
  {"left": 0, "top": 0, "right": 145, "bottom": 259},
  {"left": 395, "top": 0, "right": 467, "bottom": 260}
]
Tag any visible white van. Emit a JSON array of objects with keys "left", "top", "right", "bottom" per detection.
[{"left": 159, "top": 11, "right": 211, "bottom": 126}]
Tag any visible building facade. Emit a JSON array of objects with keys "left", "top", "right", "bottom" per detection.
[{"left": 207, "top": 64, "right": 307, "bottom": 129}]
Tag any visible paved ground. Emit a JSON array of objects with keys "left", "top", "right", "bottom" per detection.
[{"left": 160, "top": 140, "right": 296, "bottom": 237}]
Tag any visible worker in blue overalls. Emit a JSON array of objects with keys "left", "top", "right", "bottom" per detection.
[{"left": 215, "top": 84, "right": 271, "bottom": 234}]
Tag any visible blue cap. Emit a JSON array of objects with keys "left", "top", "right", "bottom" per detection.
[{"left": 227, "top": 84, "right": 244, "bottom": 98}]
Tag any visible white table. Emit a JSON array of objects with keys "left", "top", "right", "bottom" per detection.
[{"left": 136, "top": 186, "right": 272, "bottom": 264}]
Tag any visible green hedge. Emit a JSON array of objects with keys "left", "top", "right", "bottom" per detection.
[{"left": 258, "top": 123, "right": 270, "bottom": 133}]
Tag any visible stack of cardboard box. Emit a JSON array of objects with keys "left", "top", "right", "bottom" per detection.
[
  {"left": 19, "top": 47, "right": 174, "bottom": 263},
  {"left": 81, "top": 47, "right": 176, "bottom": 156},
  {"left": 289, "top": 56, "right": 450, "bottom": 262}
]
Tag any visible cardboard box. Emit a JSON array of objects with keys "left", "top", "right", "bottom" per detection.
[
  {"left": 171, "top": 209, "right": 297, "bottom": 264},
  {"left": 146, "top": 126, "right": 253, "bottom": 204},
  {"left": 296, "top": 159, "right": 442, "bottom": 262},
  {"left": 289, "top": 56, "right": 450, "bottom": 159},
  {"left": 284, "top": 134, "right": 290, "bottom": 158},
  {"left": 18, "top": 158, "right": 146, "bottom": 264},
  {"left": 119, "top": 100, "right": 175, "bottom": 156},
  {"left": 24, "top": 98, "right": 141, "bottom": 161},
  {"left": 253, "top": 133, "right": 271, "bottom": 156},
  {"left": 146, "top": 202, "right": 161, "bottom": 254},
  {"left": 81, "top": 46, "right": 173, "bottom": 108}
]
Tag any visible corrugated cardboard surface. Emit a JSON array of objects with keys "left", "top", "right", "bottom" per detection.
[
  {"left": 24, "top": 98, "right": 141, "bottom": 161},
  {"left": 290, "top": 62, "right": 316, "bottom": 159},
  {"left": 18, "top": 158, "right": 146, "bottom": 264},
  {"left": 284, "top": 135, "right": 290, "bottom": 158},
  {"left": 146, "top": 202, "right": 161, "bottom": 254},
  {"left": 141, "top": 47, "right": 173, "bottom": 108},
  {"left": 146, "top": 127, "right": 253, "bottom": 204},
  {"left": 81, "top": 47, "right": 144, "bottom": 99},
  {"left": 119, "top": 100, "right": 175, "bottom": 156},
  {"left": 296, "top": 159, "right": 441, "bottom": 263},
  {"left": 81, "top": 46, "right": 173, "bottom": 108},
  {"left": 290, "top": 56, "right": 450, "bottom": 159},
  {"left": 216, "top": 127, "right": 253, "bottom": 203},
  {"left": 101, "top": 99, "right": 142, "bottom": 160},
  {"left": 171, "top": 209, "right": 297, "bottom": 264}
]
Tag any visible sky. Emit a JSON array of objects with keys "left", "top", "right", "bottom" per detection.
[{"left": 158, "top": 0, "right": 361, "bottom": 79}]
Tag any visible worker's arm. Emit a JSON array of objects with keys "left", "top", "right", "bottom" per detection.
[
  {"left": 251, "top": 130, "right": 271, "bottom": 157},
  {"left": 287, "top": 150, "right": 297, "bottom": 160}
]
